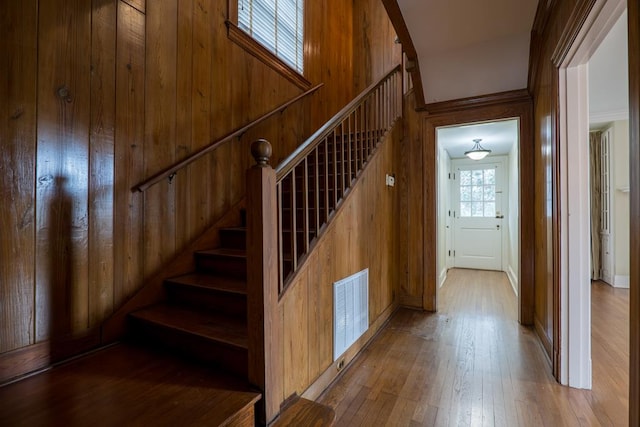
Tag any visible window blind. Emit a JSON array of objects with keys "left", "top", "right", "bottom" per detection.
[{"left": 238, "top": 0, "right": 304, "bottom": 73}]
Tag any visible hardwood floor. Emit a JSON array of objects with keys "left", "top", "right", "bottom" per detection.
[
  {"left": 0, "top": 344, "right": 260, "bottom": 426},
  {"left": 318, "top": 269, "right": 630, "bottom": 426}
]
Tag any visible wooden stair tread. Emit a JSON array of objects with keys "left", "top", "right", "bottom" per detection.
[
  {"left": 131, "top": 304, "right": 248, "bottom": 349},
  {"left": 272, "top": 397, "right": 335, "bottom": 427},
  {"left": 166, "top": 273, "right": 247, "bottom": 295}
]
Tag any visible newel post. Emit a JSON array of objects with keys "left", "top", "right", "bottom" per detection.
[{"left": 246, "top": 139, "right": 282, "bottom": 425}]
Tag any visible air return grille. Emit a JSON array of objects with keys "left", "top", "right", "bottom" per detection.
[{"left": 333, "top": 269, "right": 369, "bottom": 361}]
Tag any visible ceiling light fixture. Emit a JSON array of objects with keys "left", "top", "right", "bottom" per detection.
[{"left": 464, "top": 138, "right": 491, "bottom": 160}]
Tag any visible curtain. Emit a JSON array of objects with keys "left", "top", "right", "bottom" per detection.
[{"left": 590, "top": 131, "right": 602, "bottom": 280}]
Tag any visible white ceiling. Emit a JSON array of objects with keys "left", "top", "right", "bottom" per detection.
[
  {"left": 397, "top": 0, "right": 539, "bottom": 103},
  {"left": 438, "top": 119, "right": 518, "bottom": 159},
  {"left": 398, "top": 2, "right": 628, "bottom": 155}
]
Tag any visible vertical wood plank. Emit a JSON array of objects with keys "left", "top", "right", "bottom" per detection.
[
  {"left": 89, "top": 0, "right": 117, "bottom": 326},
  {"left": 283, "top": 266, "right": 309, "bottom": 397},
  {"left": 175, "top": 0, "right": 193, "bottom": 251},
  {"left": 122, "top": 0, "right": 145, "bottom": 13},
  {"left": 0, "top": 0, "right": 38, "bottom": 353},
  {"left": 143, "top": 0, "right": 178, "bottom": 279},
  {"left": 114, "top": 1, "right": 145, "bottom": 303},
  {"left": 36, "top": 0, "right": 92, "bottom": 341},
  {"left": 184, "top": 0, "right": 213, "bottom": 246}
]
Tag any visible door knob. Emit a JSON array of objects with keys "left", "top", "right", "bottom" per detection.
[
  {"left": 496, "top": 224, "right": 500, "bottom": 230},
  {"left": 495, "top": 215, "right": 504, "bottom": 219}
]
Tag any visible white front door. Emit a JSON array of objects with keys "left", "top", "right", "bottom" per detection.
[{"left": 453, "top": 163, "right": 503, "bottom": 270}]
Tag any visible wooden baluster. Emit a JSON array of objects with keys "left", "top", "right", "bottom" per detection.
[
  {"left": 291, "top": 167, "right": 298, "bottom": 271},
  {"left": 277, "top": 182, "right": 284, "bottom": 293},
  {"left": 246, "top": 139, "right": 282, "bottom": 425},
  {"left": 303, "top": 158, "right": 309, "bottom": 254},
  {"left": 324, "top": 138, "right": 329, "bottom": 222},
  {"left": 347, "top": 113, "right": 353, "bottom": 183},
  {"left": 340, "top": 123, "right": 345, "bottom": 195},
  {"left": 314, "top": 147, "right": 320, "bottom": 240},
  {"left": 333, "top": 131, "right": 338, "bottom": 207}
]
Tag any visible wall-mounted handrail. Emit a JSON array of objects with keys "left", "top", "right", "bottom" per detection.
[
  {"left": 134, "top": 83, "right": 324, "bottom": 192},
  {"left": 275, "top": 65, "right": 401, "bottom": 180}
]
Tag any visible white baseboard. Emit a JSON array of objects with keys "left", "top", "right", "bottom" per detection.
[
  {"left": 507, "top": 265, "right": 518, "bottom": 296},
  {"left": 439, "top": 268, "right": 447, "bottom": 288},
  {"left": 613, "top": 275, "right": 630, "bottom": 288}
]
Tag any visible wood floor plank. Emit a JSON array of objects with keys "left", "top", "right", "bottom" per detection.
[
  {"left": 0, "top": 344, "right": 260, "bottom": 427},
  {"left": 318, "top": 269, "right": 630, "bottom": 427}
]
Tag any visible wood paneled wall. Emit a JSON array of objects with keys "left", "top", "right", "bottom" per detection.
[
  {"left": 0, "top": 0, "right": 400, "bottom": 382},
  {"left": 528, "top": 0, "right": 584, "bottom": 368},
  {"left": 278, "top": 122, "right": 403, "bottom": 401}
]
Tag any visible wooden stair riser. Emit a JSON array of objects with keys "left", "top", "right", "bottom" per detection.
[
  {"left": 165, "top": 283, "right": 248, "bottom": 318},
  {"left": 219, "top": 228, "right": 247, "bottom": 250},
  {"left": 195, "top": 252, "right": 247, "bottom": 279}
]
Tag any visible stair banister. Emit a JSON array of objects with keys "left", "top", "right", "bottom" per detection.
[
  {"left": 245, "top": 65, "right": 402, "bottom": 424},
  {"left": 275, "top": 65, "right": 401, "bottom": 179}
]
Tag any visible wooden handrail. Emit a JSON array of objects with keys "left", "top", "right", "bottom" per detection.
[
  {"left": 134, "top": 83, "right": 324, "bottom": 192},
  {"left": 275, "top": 65, "right": 401, "bottom": 179}
]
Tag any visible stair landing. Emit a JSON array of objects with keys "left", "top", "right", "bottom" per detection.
[{"left": 0, "top": 343, "right": 260, "bottom": 427}]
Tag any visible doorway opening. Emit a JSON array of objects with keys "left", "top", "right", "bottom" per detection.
[
  {"left": 436, "top": 119, "right": 520, "bottom": 296},
  {"left": 557, "top": 0, "right": 628, "bottom": 389}
]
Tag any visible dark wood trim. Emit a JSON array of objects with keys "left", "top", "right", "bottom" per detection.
[
  {"left": 420, "top": 89, "right": 531, "bottom": 115},
  {"left": 225, "top": 21, "right": 311, "bottom": 91},
  {"left": 534, "top": 315, "right": 553, "bottom": 365},
  {"left": 551, "top": 0, "right": 597, "bottom": 67},
  {"left": 421, "top": 96, "right": 535, "bottom": 324},
  {"left": 381, "top": 0, "right": 426, "bottom": 108},
  {"left": 628, "top": 1, "right": 640, "bottom": 425},
  {"left": 528, "top": 0, "right": 557, "bottom": 89}
]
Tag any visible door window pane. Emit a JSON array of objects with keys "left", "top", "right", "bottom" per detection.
[{"left": 458, "top": 167, "right": 497, "bottom": 217}]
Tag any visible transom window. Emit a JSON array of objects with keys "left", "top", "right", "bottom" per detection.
[
  {"left": 459, "top": 168, "right": 496, "bottom": 217},
  {"left": 238, "top": 0, "right": 304, "bottom": 73}
]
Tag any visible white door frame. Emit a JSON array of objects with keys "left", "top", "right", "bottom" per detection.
[{"left": 557, "top": 0, "right": 626, "bottom": 388}]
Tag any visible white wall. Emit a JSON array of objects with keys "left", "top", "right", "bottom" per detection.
[
  {"left": 612, "top": 120, "right": 630, "bottom": 286},
  {"left": 437, "top": 145, "right": 452, "bottom": 287},
  {"left": 507, "top": 143, "right": 519, "bottom": 295}
]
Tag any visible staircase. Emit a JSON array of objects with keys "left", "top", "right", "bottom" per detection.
[
  {"left": 126, "top": 212, "right": 334, "bottom": 426},
  {"left": 128, "top": 217, "right": 251, "bottom": 378}
]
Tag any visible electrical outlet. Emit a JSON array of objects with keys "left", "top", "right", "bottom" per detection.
[{"left": 385, "top": 174, "right": 395, "bottom": 187}]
